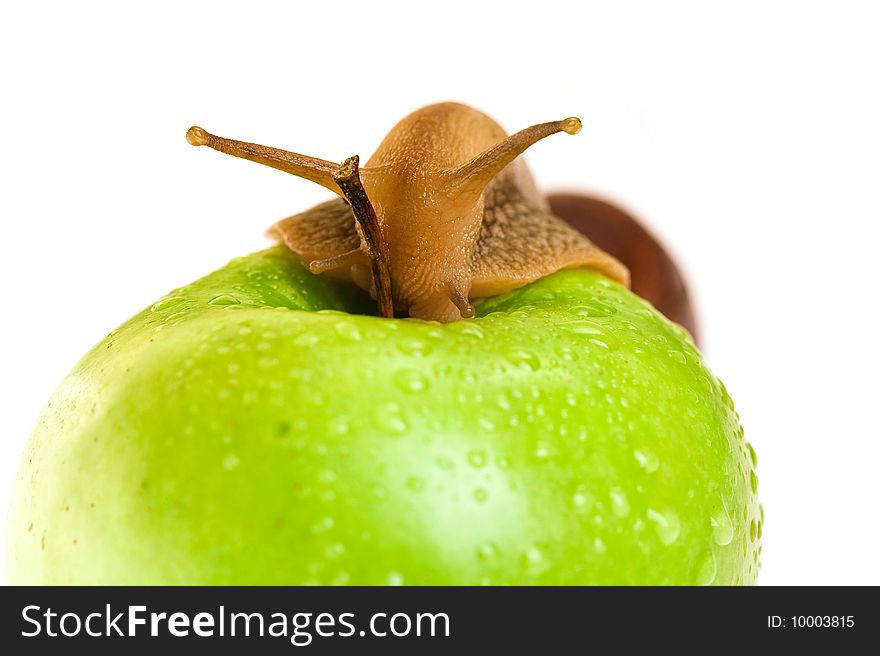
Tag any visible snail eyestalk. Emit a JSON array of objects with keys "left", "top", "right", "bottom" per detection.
[
  {"left": 332, "top": 156, "right": 395, "bottom": 319},
  {"left": 185, "top": 126, "right": 342, "bottom": 195},
  {"left": 561, "top": 117, "right": 582, "bottom": 135},
  {"left": 447, "top": 117, "right": 582, "bottom": 196},
  {"left": 185, "top": 126, "right": 210, "bottom": 146},
  {"left": 448, "top": 285, "right": 475, "bottom": 319}
]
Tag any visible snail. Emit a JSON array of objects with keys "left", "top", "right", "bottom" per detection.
[{"left": 186, "top": 102, "right": 629, "bottom": 322}]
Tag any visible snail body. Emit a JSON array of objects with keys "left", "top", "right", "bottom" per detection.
[{"left": 188, "top": 102, "right": 628, "bottom": 321}]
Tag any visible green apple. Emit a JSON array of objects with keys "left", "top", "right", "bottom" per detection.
[{"left": 6, "top": 245, "right": 761, "bottom": 585}]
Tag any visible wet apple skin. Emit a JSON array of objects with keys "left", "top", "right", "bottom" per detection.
[{"left": 7, "top": 246, "right": 761, "bottom": 584}]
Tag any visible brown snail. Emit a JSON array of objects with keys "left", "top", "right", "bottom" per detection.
[{"left": 187, "top": 102, "right": 629, "bottom": 322}]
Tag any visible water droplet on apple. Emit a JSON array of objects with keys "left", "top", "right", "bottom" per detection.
[
  {"left": 473, "top": 487, "right": 489, "bottom": 503},
  {"left": 406, "top": 476, "right": 425, "bottom": 492},
  {"left": 454, "top": 322, "right": 485, "bottom": 340},
  {"left": 387, "top": 571, "right": 404, "bottom": 585},
  {"left": 467, "top": 449, "right": 488, "bottom": 468},
  {"left": 325, "top": 543, "right": 345, "bottom": 559},
  {"left": 151, "top": 296, "right": 185, "bottom": 312},
  {"left": 587, "top": 299, "right": 618, "bottom": 315},
  {"left": 381, "top": 404, "right": 408, "bottom": 436},
  {"left": 568, "top": 305, "right": 602, "bottom": 318},
  {"left": 329, "top": 416, "right": 350, "bottom": 436},
  {"left": 572, "top": 485, "right": 594, "bottom": 511},
  {"left": 555, "top": 345, "right": 578, "bottom": 362},
  {"left": 749, "top": 519, "right": 757, "bottom": 542},
  {"left": 478, "top": 418, "right": 496, "bottom": 432},
  {"left": 593, "top": 537, "right": 607, "bottom": 554},
  {"left": 311, "top": 516, "right": 334, "bottom": 533},
  {"left": 222, "top": 454, "right": 240, "bottom": 470},
  {"left": 609, "top": 487, "right": 630, "bottom": 517},
  {"left": 633, "top": 448, "right": 659, "bottom": 473},
  {"left": 533, "top": 441, "right": 552, "bottom": 459},
  {"left": 293, "top": 333, "right": 320, "bottom": 348},
  {"left": 392, "top": 369, "right": 430, "bottom": 393},
  {"left": 750, "top": 470, "right": 758, "bottom": 494},
  {"left": 494, "top": 394, "right": 512, "bottom": 412},
  {"left": 647, "top": 508, "right": 680, "bottom": 545},
  {"left": 331, "top": 571, "right": 350, "bottom": 585},
  {"left": 719, "top": 380, "right": 735, "bottom": 411},
  {"left": 523, "top": 545, "right": 549, "bottom": 576},
  {"left": 696, "top": 550, "right": 717, "bottom": 585},
  {"left": 258, "top": 356, "right": 280, "bottom": 369},
  {"left": 710, "top": 506, "right": 734, "bottom": 546},
  {"left": 746, "top": 442, "right": 758, "bottom": 467},
  {"left": 334, "top": 321, "right": 362, "bottom": 341},
  {"left": 666, "top": 349, "right": 687, "bottom": 365},
  {"left": 477, "top": 542, "right": 498, "bottom": 561},
  {"left": 396, "top": 337, "right": 432, "bottom": 356},
  {"left": 208, "top": 294, "right": 240, "bottom": 306},
  {"left": 559, "top": 319, "right": 605, "bottom": 336},
  {"left": 318, "top": 468, "right": 336, "bottom": 484},
  {"left": 504, "top": 348, "right": 540, "bottom": 371}
]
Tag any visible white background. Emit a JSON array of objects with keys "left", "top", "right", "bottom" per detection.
[{"left": 1, "top": 1, "right": 878, "bottom": 585}]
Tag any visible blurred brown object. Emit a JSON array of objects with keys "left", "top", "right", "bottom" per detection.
[{"left": 548, "top": 193, "right": 699, "bottom": 344}]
